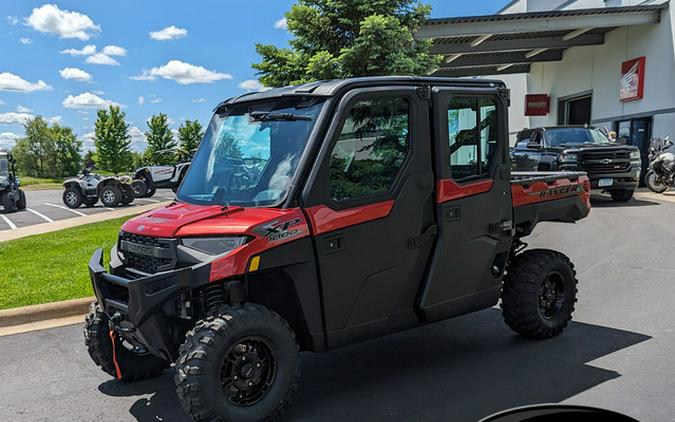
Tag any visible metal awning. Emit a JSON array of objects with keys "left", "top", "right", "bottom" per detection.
[{"left": 417, "top": 3, "right": 668, "bottom": 77}]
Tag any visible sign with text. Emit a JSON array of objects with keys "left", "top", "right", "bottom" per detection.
[
  {"left": 525, "top": 94, "right": 550, "bottom": 116},
  {"left": 620, "top": 56, "right": 646, "bottom": 102}
]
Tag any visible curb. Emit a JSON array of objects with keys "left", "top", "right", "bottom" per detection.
[{"left": 0, "top": 296, "right": 94, "bottom": 328}]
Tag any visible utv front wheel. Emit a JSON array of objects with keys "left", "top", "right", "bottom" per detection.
[
  {"left": 63, "top": 187, "right": 83, "bottom": 208},
  {"left": 501, "top": 249, "right": 578, "bottom": 339},
  {"left": 84, "top": 303, "right": 169, "bottom": 381},
  {"left": 175, "top": 304, "right": 300, "bottom": 422}
]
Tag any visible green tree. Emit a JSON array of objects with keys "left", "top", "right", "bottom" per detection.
[
  {"left": 12, "top": 117, "right": 56, "bottom": 177},
  {"left": 144, "top": 113, "right": 177, "bottom": 165},
  {"left": 177, "top": 119, "right": 203, "bottom": 152},
  {"left": 253, "top": 0, "right": 440, "bottom": 87},
  {"left": 83, "top": 149, "right": 96, "bottom": 168},
  {"left": 94, "top": 105, "right": 132, "bottom": 174},
  {"left": 52, "top": 124, "right": 82, "bottom": 176}
]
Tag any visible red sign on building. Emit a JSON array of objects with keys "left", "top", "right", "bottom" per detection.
[
  {"left": 620, "top": 56, "right": 646, "bottom": 102},
  {"left": 525, "top": 94, "right": 550, "bottom": 116}
]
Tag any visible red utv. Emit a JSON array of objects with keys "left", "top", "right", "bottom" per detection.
[{"left": 85, "top": 76, "right": 591, "bottom": 421}]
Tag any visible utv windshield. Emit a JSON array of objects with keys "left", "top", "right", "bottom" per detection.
[
  {"left": 0, "top": 156, "right": 8, "bottom": 186},
  {"left": 546, "top": 128, "right": 611, "bottom": 147},
  {"left": 177, "top": 97, "right": 326, "bottom": 207}
]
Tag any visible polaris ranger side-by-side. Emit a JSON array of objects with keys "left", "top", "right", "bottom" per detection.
[
  {"left": 0, "top": 152, "right": 26, "bottom": 212},
  {"left": 85, "top": 77, "right": 591, "bottom": 422}
]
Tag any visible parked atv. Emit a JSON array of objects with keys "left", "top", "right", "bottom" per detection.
[
  {"left": 85, "top": 77, "right": 592, "bottom": 422},
  {"left": 62, "top": 167, "right": 135, "bottom": 208},
  {"left": 132, "top": 148, "right": 194, "bottom": 197},
  {"left": 0, "top": 152, "right": 26, "bottom": 213}
]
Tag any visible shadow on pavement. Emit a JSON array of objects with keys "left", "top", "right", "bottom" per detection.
[
  {"left": 590, "top": 194, "right": 660, "bottom": 208},
  {"left": 98, "top": 309, "right": 650, "bottom": 422}
]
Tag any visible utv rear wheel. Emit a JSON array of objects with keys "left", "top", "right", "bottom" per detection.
[
  {"left": 175, "top": 304, "right": 300, "bottom": 422},
  {"left": 610, "top": 189, "right": 634, "bottom": 202},
  {"left": 16, "top": 190, "right": 26, "bottom": 210},
  {"left": 100, "top": 185, "right": 122, "bottom": 207},
  {"left": 120, "top": 185, "right": 135, "bottom": 206},
  {"left": 131, "top": 180, "right": 147, "bottom": 197},
  {"left": 84, "top": 302, "right": 169, "bottom": 381},
  {"left": 63, "top": 187, "right": 83, "bottom": 208},
  {"left": 501, "top": 249, "right": 578, "bottom": 339}
]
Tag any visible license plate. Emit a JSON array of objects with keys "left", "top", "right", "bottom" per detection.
[{"left": 598, "top": 178, "right": 614, "bottom": 187}]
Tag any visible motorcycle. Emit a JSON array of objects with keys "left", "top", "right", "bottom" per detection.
[{"left": 645, "top": 136, "right": 675, "bottom": 193}]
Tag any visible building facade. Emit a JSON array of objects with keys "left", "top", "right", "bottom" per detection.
[{"left": 421, "top": 0, "right": 674, "bottom": 156}]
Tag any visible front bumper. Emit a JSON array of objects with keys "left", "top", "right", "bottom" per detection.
[{"left": 88, "top": 248, "right": 211, "bottom": 361}]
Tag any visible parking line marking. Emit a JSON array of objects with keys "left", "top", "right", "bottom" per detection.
[
  {"left": 26, "top": 208, "right": 54, "bottom": 223},
  {"left": 0, "top": 214, "right": 17, "bottom": 230},
  {"left": 136, "top": 198, "right": 160, "bottom": 203},
  {"left": 44, "top": 203, "right": 86, "bottom": 216}
]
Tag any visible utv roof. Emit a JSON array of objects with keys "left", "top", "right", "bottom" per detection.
[{"left": 217, "top": 76, "right": 506, "bottom": 108}]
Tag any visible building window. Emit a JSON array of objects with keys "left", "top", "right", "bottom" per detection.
[
  {"left": 448, "top": 98, "right": 498, "bottom": 181},
  {"left": 328, "top": 96, "right": 411, "bottom": 201}
]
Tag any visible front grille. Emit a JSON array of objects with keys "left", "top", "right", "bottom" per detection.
[
  {"left": 119, "top": 231, "right": 177, "bottom": 274},
  {"left": 578, "top": 150, "right": 631, "bottom": 174}
]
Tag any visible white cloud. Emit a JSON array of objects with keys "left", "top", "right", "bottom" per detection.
[
  {"left": 238, "top": 79, "right": 271, "bottom": 92},
  {"left": 59, "top": 67, "right": 92, "bottom": 82},
  {"left": 48, "top": 115, "right": 62, "bottom": 124},
  {"left": 19, "top": 38, "right": 33, "bottom": 45},
  {"left": 149, "top": 97, "right": 162, "bottom": 104},
  {"left": 0, "top": 72, "right": 52, "bottom": 93},
  {"left": 192, "top": 98, "right": 206, "bottom": 103},
  {"left": 138, "top": 96, "right": 144, "bottom": 106},
  {"left": 85, "top": 53, "right": 119, "bottom": 66},
  {"left": 275, "top": 17, "right": 288, "bottom": 30},
  {"left": 0, "top": 100, "right": 4, "bottom": 106},
  {"left": 131, "top": 60, "right": 232, "bottom": 85},
  {"left": 149, "top": 25, "right": 187, "bottom": 41},
  {"left": 102, "top": 45, "right": 126, "bottom": 56},
  {"left": 16, "top": 105, "right": 33, "bottom": 113},
  {"left": 0, "top": 132, "right": 20, "bottom": 150},
  {"left": 81, "top": 131, "right": 95, "bottom": 150},
  {"left": 25, "top": 4, "right": 101, "bottom": 40},
  {"left": 0, "top": 112, "right": 34, "bottom": 125},
  {"left": 62, "top": 92, "right": 118, "bottom": 109},
  {"left": 60, "top": 44, "right": 96, "bottom": 56},
  {"left": 128, "top": 126, "right": 147, "bottom": 152},
  {"left": 6, "top": 16, "right": 18, "bottom": 26}
]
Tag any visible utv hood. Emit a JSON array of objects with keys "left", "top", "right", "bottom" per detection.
[{"left": 121, "top": 201, "right": 306, "bottom": 238}]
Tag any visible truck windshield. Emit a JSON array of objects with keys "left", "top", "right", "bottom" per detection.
[
  {"left": 546, "top": 128, "right": 611, "bottom": 147},
  {"left": 177, "top": 97, "right": 325, "bottom": 207}
]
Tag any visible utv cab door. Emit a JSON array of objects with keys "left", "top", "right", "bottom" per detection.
[
  {"left": 302, "top": 87, "right": 435, "bottom": 348},
  {"left": 418, "top": 87, "right": 513, "bottom": 321}
]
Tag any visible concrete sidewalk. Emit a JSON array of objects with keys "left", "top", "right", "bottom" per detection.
[
  {"left": 0, "top": 201, "right": 169, "bottom": 243},
  {"left": 634, "top": 187, "right": 675, "bottom": 204}
]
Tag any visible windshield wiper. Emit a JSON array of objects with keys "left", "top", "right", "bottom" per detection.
[{"left": 249, "top": 111, "right": 312, "bottom": 122}]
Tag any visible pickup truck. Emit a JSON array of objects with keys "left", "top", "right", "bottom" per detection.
[
  {"left": 83, "top": 76, "right": 590, "bottom": 422},
  {"left": 511, "top": 126, "right": 641, "bottom": 202}
]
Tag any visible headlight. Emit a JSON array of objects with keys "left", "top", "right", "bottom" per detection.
[
  {"left": 181, "top": 236, "right": 247, "bottom": 256},
  {"left": 560, "top": 153, "right": 578, "bottom": 162},
  {"left": 630, "top": 150, "right": 641, "bottom": 159}
]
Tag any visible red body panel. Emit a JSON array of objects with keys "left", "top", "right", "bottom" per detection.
[
  {"left": 121, "top": 203, "right": 309, "bottom": 282},
  {"left": 436, "top": 179, "right": 493, "bottom": 204},
  {"left": 511, "top": 175, "right": 591, "bottom": 209},
  {"left": 306, "top": 200, "right": 395, "bottom": 235}
]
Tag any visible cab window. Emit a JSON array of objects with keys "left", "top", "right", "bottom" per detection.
[
  {"left": 447, "top": 98, "right": 498, "bottom": 181},
  {"left": 328, "top": 96, "right": 411, "bottom": 202}
]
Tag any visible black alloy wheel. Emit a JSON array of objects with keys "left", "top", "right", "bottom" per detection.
[{"left": 220, "top": 336, "right": 278, "bottom": 407}]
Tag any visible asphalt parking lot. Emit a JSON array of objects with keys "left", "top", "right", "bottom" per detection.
[
  {"left": 1, "top": 193, "right": 674, "bottom": 421},
  {"left": 0, "top": 189, "right": 175, "bottom": 231}
]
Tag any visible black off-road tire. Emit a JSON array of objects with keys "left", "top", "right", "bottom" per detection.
[
  {"left": 645, "top": 170, "right": 670, "bottom": 194},
  {"left": 1, "top": 191, "right": 16, "bottom": 212},
  {"left": 84, "top": 302, "right": 169, "bottom": 381},
  {"left": 83, "top": 197, "right": 98, "bottom": 207},
  {"left": 501, "top": 249, "right": 578, "bottom": 339},
  {"left": 131, "top": 180, "right": 147, "bottom": 197},
  {"left": 16, "top": 190, "right": 26, "bottom": 210},
  {"left": 120, "top": 185, "right": 135, "bottom": 206},
  {"left": 610, "top": 189, "right": 634, "bottom": 202},
  {"left": 100, "top": 185, "right": 122, "bottom": 207},
  {"left": 175, "top": 304, "right": 300, "bottom": 422},
  {"left": 63, "top": 187, "right": 83, "bottom": 209}
]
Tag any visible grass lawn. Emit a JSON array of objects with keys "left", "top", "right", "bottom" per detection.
[
  {"left": 18, "top": 176, "right": 64, "bottom": 191},
  {"left": 0, "top": 216, "right": 132, "bottom": 310}
]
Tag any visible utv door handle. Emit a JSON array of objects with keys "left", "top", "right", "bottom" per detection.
[{"left": 322, "top": 235, "right": 344, "bottom": 254}]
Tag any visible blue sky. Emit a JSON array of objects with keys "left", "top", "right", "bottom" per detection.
[{"left": 0, "top": 0, "right": 510, "bottom": 152}]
